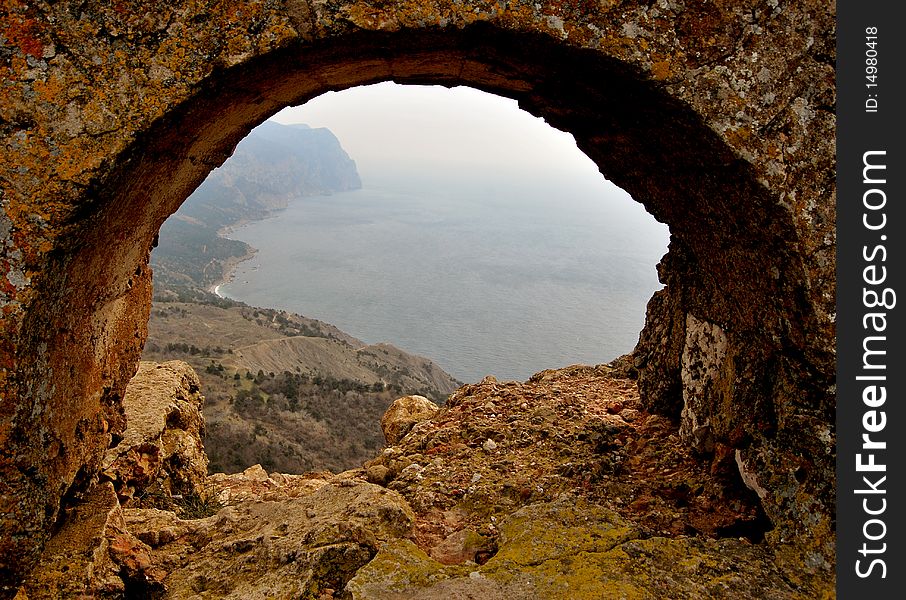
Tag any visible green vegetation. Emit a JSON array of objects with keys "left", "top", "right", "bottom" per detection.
[
  {"left": 135, "top": 483, "right": 224, "bottom": 520},
  {"left": 202, "top": 369, "right": 403, "bottom": 474},
  {"left": 144, "top": 298, "right": 459, "bottom": 475},
  {"left": 172, "top": 487, "right": 225, "bottom": 520}
]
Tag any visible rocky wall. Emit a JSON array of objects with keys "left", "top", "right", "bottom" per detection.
[{"left": 0, "top": 0, "right": 835, "bottom": 593}]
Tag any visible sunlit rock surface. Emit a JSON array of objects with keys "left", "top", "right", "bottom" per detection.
[
  {"left": 21, "top": 362, "right": 831, "bottom": 598},
  {"left": 101, "top": 361, "right": 209, "bottom": 507},
  {"left": 380, "top": 395, "right": 440, "bottom": 446}
]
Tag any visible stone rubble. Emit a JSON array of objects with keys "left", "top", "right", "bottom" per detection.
[{"left": 17, "top": 361, "right": 833, "bottom": 598}]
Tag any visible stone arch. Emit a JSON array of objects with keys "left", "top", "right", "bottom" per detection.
[{"left": 0, "top": 1, "right": 835, "bottom": 591}]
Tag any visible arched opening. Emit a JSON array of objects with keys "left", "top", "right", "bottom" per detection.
[
  {"left": 145, "top": 81, "right": 671, "bottom": 475},
  {"left": 3, "top": 19, "right": 834, "bottom": 593}
]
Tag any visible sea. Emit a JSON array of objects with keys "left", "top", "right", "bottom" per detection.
[{"left": 218, "top": 168, "right": 670, "bottom": 383}]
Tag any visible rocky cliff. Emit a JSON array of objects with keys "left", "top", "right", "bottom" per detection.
[
  {"left": 17, "top": 361, "right": 832, "bottom": 598},
  {"left": 0, "top": 0, "right": 835, "bottom": 593}
]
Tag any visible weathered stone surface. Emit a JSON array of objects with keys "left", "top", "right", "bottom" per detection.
[
  {"left": 16, "top": 364, "right": 833, "bottom": 598},
  {"left": 427, "top": 528, "right": 494, "bottom": 566},
  {"left": 356, "top": 366, "right": 833, "bottom": 596},
  {"left": 381, "top": 395, "right": 440, "bottom": 445},
  {"left": 347, "top": 496, "right": 814, "bottom": 600},
  {"left": 207, "top": 464, "right": 333, "bottom": 504},
  {"left": 16, "top": 482, "right": 160, "bottom": 599},
  {"left": 126, "top": 478, "right": 416, "bottom": 599},
  {"left": 679, "top": 314, "right": 729, "bottom": 454},
  {"left": 1, "top": 0, "right": 835, "bottom": 591},
  {"left": 101, "top": 361, "right": 208, "bottom": 507}
]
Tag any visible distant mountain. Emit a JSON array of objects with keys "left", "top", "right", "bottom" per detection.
[
  {"left": 182, "top": 121, "right": 361, "bottom": 221},
  {"left": 151, "top": 121, "right": 361, "bottom": 298}
]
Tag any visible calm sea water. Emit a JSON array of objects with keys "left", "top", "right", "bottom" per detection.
[{"left": 219, "top": 169, "right": 669, "bottom": 383}]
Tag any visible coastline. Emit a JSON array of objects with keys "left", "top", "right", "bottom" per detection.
[
  {"left": 190, "top": 183, "right": 667, "bottom": 384},
  {"left": 208, "top": 248, "right": 258, "bottom": 298},
  {"left": 207, "top": 222, "right": 263, "bottom": 298},
  {"left": 204, "top": 193, "right": 320, "bottom": 299},
  {"left": 204, "top": 189, "right": 359, "bottom": 299}
]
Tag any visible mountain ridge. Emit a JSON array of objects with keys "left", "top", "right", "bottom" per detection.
[{"left": 143, "top": 300, "right": 461, "bottom": 474}]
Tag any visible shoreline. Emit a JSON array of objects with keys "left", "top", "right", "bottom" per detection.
[
  {"left": 208, "top": 189, "right": 363, "bottom": 298},
  {"left": 205, "top": 192, "right": 326, "bottom": 298},
  {"left": 207, "top": 199, "right": 306, "bottom": 298},
  {"left": 207, "top": 228, "right": 261, "bottom": 298}
]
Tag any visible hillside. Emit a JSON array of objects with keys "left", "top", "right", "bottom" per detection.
[{"left": 143, "top": 300, "right": 461, "bottom": 474}]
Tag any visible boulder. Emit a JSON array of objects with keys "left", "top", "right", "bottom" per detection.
[
  {"left": 381, "top": 395, "right": 439, "bottom": 445},
  {"left": 125, "top": 479, "right": 416, "bottom": 599},
  {"left": 101, "top": 361, "right": 208, "bottom": 508}
]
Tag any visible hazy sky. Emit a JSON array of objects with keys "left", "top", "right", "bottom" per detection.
[{"left": 270, "top": 82, "right": 602, "bottom": 182}]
